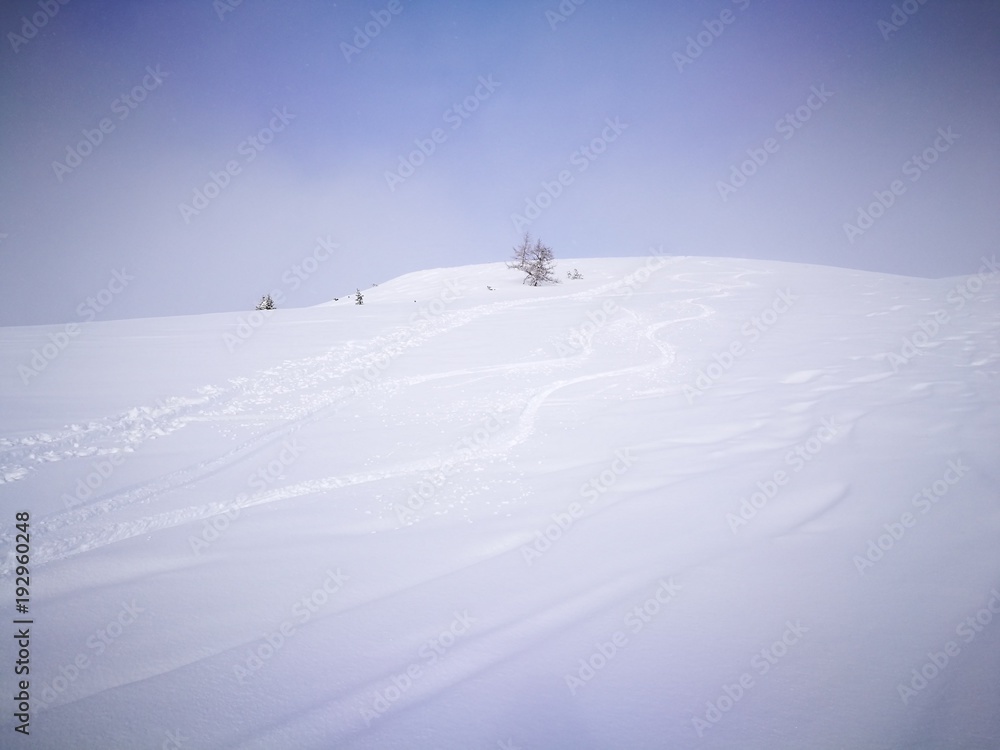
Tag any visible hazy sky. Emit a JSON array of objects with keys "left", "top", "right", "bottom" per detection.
[{"left": 1, "top": 0, "right": 998, "bottom": 325}]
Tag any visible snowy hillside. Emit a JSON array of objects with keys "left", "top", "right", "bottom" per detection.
[{"left": 2, "top": 254, "right": 999, "bottom": 749}]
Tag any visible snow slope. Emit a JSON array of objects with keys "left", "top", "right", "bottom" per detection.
[{"left": 2, "top": 254, "right": 999, "bottom": 749}]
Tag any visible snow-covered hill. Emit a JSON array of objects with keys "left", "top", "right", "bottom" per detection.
[{"left": 2, "top": 254, "right": 999, "bottom": 749}]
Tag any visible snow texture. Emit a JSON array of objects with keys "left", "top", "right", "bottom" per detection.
[{"left": 1, "top": 255, "right": 999, "bottom": 749}]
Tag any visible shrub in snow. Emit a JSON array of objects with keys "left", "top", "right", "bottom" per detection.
[
  {"left": 567, "top": 268, "right": 583, "bottom": 280},
  {"left": 355, "top": 288, "right": 364, "bottom": 305},
  {"left": 255, "top": 294, "right": 275, "bottom": 310}
]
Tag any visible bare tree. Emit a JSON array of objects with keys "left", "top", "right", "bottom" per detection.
[
  {"left": 523, "top": 238, "right": 558, "bottom": 286},
  {"left": 508, "top": 233, "right": 559, "bottom": 286},
  {"left": 507, "top": 232, "right": 532, "bottom": 273}
]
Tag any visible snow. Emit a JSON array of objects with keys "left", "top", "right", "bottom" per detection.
[{"left": 2, "top": 254, "right": 999, "bottom": 749}]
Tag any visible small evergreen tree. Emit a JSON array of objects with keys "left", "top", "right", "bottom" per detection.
[
  {"left": 256, "top": 294, "right": 275, "bottom": 310},
  {"left": 355, "top": 288, "right": 364, "bottom": 305}
]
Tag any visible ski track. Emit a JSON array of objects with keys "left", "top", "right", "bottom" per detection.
[
  {"left": 2, "top": 263, "right": 883, "bottom": 575},
  {"left": 2, "top": 264, "right": 740, "bottom": 572}
]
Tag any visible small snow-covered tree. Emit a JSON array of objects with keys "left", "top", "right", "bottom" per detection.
[
  {"left": 354, "top": 288, "right": 364, "bottom": 305},
  {"left": 523, "top": 238, "right": 558, "bottom": 286},
  {"left": 256, "top": 294, "right": 275, "bottom": 310},
  {"left": 567, "top": 268, "right": 583, "bottom": 280},
  {"left": 508, "top": 233, "right": 559, "bottom": 286}
]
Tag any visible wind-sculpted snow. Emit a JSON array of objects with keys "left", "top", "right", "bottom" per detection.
[{"left": 1, "top": 256, "right": 998, "bottom": 749}]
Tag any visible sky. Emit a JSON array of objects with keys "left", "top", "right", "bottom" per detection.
[{"left": 0, "top": 0, "right": 998, "bottom": 326}]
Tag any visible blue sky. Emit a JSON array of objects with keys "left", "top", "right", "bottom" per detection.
[{"left": 1, "top": 0, "right": 998, "bottom": 325}]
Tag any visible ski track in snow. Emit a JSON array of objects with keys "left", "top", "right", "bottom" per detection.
[
  {"left": 1, "top": 264, "right": 738, "bottom": 573},
  {"left": 2, "top": 260, "right": 955, "bottom": 578},
  {"left": 4, "top": 259, "right": 978, "bottom": 581}
]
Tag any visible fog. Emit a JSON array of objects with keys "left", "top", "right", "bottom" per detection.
[{"left": 1, "top": 0, "right": 997, "bottom": 325}]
